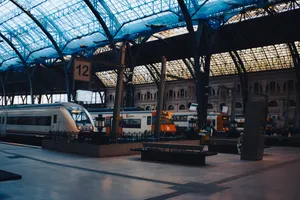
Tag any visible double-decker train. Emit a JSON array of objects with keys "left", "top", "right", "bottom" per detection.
[
  {"left": 87, "top": 108, "right": 176, "bottom": 136},
  {"left": 0, "top": 102, "right": 95, "bottom": 138},
  {"left": 172, "top": 111, "right": 230, "bottom": 133}
]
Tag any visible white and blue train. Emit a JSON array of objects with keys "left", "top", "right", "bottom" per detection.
[{"left": 0, "top": 102, "right": 95, "bottom": 138}]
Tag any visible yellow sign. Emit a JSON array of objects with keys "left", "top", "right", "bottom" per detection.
[{"left": 74, "top": 58, "right": 91, "bottom": 82}]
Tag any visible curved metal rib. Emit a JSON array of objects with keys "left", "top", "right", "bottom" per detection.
[
  {"left": 0, "top": 32, "right": 26, "bottom": 67},
  {"left": 84, "top": 0, "right": 115, "bottom": 49},
  {"left": 10, "top": 0, "right": 64, "bottom": 60}
]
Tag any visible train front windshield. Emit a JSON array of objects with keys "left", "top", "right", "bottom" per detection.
[{"left": 69, "top": 109, "right": 91, "bottom": 124}]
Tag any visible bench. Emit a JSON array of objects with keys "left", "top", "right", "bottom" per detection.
[
  {"left": 208, "top": 138, "right": 271, "bottom": 154},
  {"left": 131, "top": 142, "right": 217, "bottom": 165}
]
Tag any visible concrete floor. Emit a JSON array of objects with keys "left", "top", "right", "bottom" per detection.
[{"left": 0, "top": 142, "right": 300, "bottom": 200}]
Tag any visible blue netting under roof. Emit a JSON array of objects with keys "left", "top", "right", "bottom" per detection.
[{"left": 0, "top": 0, "right": 285, "bottom": 71}]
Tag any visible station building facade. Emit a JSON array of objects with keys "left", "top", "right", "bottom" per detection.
[{"left": 106, "top": 69, "right": 298, "bottom": 129}]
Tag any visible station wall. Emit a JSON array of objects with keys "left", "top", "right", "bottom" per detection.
[{"left": 106, "top": 69, "right": 298, "bottom": 129}]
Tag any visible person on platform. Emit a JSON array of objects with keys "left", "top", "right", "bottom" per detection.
[{"left": 237, "top": 132, "right": 243, "bottom": 154}]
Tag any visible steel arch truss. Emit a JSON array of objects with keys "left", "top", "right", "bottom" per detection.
[{"left": 229, "top": 50, "right": 248, "bottom": 114}]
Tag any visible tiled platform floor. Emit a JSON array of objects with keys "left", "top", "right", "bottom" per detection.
[{"left": 0, "top": 142, "right": 300, "bottom": 200}]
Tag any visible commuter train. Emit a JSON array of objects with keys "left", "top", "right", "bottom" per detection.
[
  {"left": 172, "top": 112, "right": 230, "bottom": 133},
  {"left": 87, "top": 108, "right": 176, "bottom": 136},
  {"left": 0, "top": 102, "right": 95, "bottom": 138}
]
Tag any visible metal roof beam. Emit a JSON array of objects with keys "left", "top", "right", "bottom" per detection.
[
  {"left": 191, "top": 0, "right": 199, "bottom": 9},
  {"left": 10, "top": 0, "right": 64, "bottom": 60},
  {"left": 98, "top": 0, "right": 121, "bottom": 28},
  {"left": 182, "top": 58, "right": 195, "bottom": 79},
  {"left": 0, "top": 32, "right": 26, "bottom": 67},
  {"left": 84, "top": 0, "right": 115, "bottom": 49},
  {"left": 144, "top": 65, "right": 159, "bottom": 88}
]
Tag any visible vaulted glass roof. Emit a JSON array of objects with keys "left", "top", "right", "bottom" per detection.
[
  {"left": 96, "top": 42, "right": 295, "bottom": 87},
  {"left": 0, "top": 0, "right": 290, "bottom": 71}
]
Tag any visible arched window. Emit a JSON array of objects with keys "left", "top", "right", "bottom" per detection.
[
  {"left": 283, "top": 80, "right": 296, "bottom": 94},
  {"left": 135, "top": 92, "right": 141, "bottom": 100},
  {"left": 208, "top": 88, "right": 215, "bottom": 96},
  {"left": 154, "top": 91, "right": 158, "bottom": 100},
  {"left": 146, "top": 106, "right": 151, "bottom": 110},
  {"left": 146, "top": 92, "right": 151, "bottom": 100},
  {"left": 179, "top": 104, "right": 186, "bottom": 110},
  {"left": 109, "top": 94, "right": 113, "bottom": 101},
  {"left": 235, "top": 102, "right": 243, "bottom": 109},
  {"left": 207, "top": 103, "right": 213, "bottom": 109},
  {"left": 220, "top": 103, "right": 226, "bottom": 111},
  {"left": 235, "top": 84, "right": 241, "bottom": 96},
  {"left": 266, "top": 82, "right": 280, "bottom": 94},
  {"left": 180, "top": 89, "right": 185, "bottom": 97},
  {"left": 168, "top": 105, "right": 174, "bottom": 110},
  {"left": 254, "top": 82, "right": 263, "bottom": 94},
  {"left": 169, "top": 90, "right": 174, "bottom": 99},
  {"left": 268, "top": 101, "right": 278, "bottom": 107},
  {"left": 288, "top": 100, "right": 296, "bottom": 107}
]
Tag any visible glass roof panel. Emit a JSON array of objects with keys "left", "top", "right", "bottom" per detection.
[
  {"left": 0, "top": 0, "right": 295, "bottom": 70},
  {"left": 133, "top": 65, "right": 155, "bottom": 84},
  {"left": 96, "top": 71, "right": 118, "bottom": 87},
  {"left": 0, "top": 1, "right": 54, "bottom": 64},
  {"left": 211, "top": 52, "right": 237, "bottom": 76},
  {"left": 237, "top": 44, "right": 292, "bottom": 72}
]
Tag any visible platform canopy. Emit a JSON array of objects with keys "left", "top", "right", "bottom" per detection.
[{"left": 0, "top": 0, "right": 295, "bottom": 72}]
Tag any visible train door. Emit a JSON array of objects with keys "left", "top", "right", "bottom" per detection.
[
  {"left": 51, "top": 114, "right": 58, "bottom": 132},
  {"left": 105, "top": 116, "right": 122, "bottom": 136},
  {"left": 0, "top": 112, "right": 7, "bottom": 137}
]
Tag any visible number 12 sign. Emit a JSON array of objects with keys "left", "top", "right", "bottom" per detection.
[{"left": 73, "top": 58, "right": 92, "bottom": 82}]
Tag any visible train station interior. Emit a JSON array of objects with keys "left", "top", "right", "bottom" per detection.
[{"left": 0, "top": 0, "right": 300, "bottom": 199}]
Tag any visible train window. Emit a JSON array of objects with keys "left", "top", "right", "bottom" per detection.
[
  {"left": 68, "top": 110, "right": 91, "bottom": 124},
  {"left": 121, "top": 119, "right": 141, "bottom": 128},
  {"left": 147, "top": 116, "right": 151, "bottom": 125},
  {"left": 53, "top": 115, "right": 57, "bottom": 123},
  {"left": 105, "top": 119, "right": 111, "bottom": 127},
  {"left": 172, "top": 115, "right": 187, "bottom": 122},
  {"left": 6, "top": 116, "right": 51, "bottom": 126}
]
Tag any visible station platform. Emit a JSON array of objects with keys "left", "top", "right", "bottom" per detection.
[{"left": 1, "top": 142, "right": 300, "bottom": 200}]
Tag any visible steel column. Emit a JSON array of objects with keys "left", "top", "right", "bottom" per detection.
[
  {"left": 229, "top": 51, "right": 248, "bottom": 115},
  {"left": 111, "top": 44, "right": 126, "bottom": 143},
  {"left": 65, "top": 56, "right": 74, "bottom": 102},
  {"left": 288, "top": 42, "right": 300, "bottom": 128},
  {"left": 0, "top": 76, "right": 6, "bottom": 106},
  {"left": 26, "top": 71, "right": 34, "bottom": 104},
  {"left": 125, "top": 42, "right": 135, "bottom": 107},
  {"left": 154, "top": 56, "right": 167, "bottom": 139},
  {"left": 231, "top": 79, "right": 237, "bottom": 121},
  {"left": 178, "top": 0, "right": 208, "bottom": 130}
]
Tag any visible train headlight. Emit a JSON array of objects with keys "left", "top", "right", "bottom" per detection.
[{"left": 77, "top": 125, "right": 82, "bottom": 130}]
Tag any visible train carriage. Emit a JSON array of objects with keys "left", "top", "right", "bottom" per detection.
[
  {"left": 87, "top": 108, "right": 176, "bottom": 136},
  {"left": 0, "top": 102, "right": 95, "bottom": 138}
]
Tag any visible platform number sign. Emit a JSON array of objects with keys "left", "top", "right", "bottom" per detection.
[{"left": 74, "top": 58, "right": 91, "bottom": 82}]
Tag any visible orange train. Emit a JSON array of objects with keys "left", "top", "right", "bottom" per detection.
[{"left": 88, "top": 109, "right": 176, "bottom": 136}]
